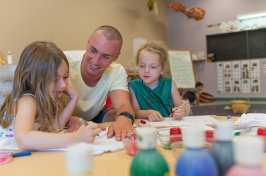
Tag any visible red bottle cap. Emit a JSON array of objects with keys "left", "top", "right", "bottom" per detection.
[
  {"left": 257, "top": 128, "right": 266, "bottom": 136},
  {"left": 205, "top": 130, "right": 214, "bottom": 138},
  {"left": 140, "top": 120, "right": 146, "bottom": 124},
  {"left": 170, "top": 127, "right": 182, "bottom": 135}
]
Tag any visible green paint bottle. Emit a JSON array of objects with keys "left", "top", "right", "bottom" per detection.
[{"left": 130, "top": 127, "right": 169, "bottom": 176}]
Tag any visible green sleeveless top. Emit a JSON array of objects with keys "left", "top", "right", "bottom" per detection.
[{"left": 129, "top": 76, "right": 174, "bottom": 117}]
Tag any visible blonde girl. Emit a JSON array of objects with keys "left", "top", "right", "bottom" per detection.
[
  {"left": 129, "top": 40, "right": 185, "bottom": 122},
  {"left": 0, "top": 41, "right": 101, "bottom": 150}
]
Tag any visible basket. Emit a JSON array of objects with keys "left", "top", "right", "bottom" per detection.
[
  {"left": 199, "top": 92, "right": 215, "bottom": 103},
  {"left": 230, "top": 96, "right": 251, "bottom": 113}
]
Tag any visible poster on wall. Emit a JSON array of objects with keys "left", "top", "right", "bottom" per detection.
[
  {"left": 241, "top": 61, "right": 250, "bottom": 79},
  {"left": 250, "top": 60, "right": 260, "bottom": 78},
  {"left": 217, "top": 62, "right": 224, "bottom": 94},
  {"left": 232, "top": 79, "right": 241, "bottom": 93},
  {"left": 232, "top": 61, "right": 241, "bottom": 79},
  {"left": 242, "top": 79, "right": 250, "bottom": 93},
  {"left": 223, "top": 61, "right": 232, "bottom": 79},
  {"left": 224, "top": 79, "right": 232, "bottom": 93},
  {"left": 251, "top": 78, "right": 260, "bottom": 93},
  {"left": 216, "top": 60, "right": 260, "bottom": 94}
]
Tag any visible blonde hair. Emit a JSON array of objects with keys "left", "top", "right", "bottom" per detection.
[
  {"left": 135, "top": 40, "right": 169, "bottom": 74},
  {"left": 0, "top": 41, "right": 69, "bottom": 132}
]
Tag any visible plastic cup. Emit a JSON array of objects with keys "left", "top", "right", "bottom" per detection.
[{"left": 122, "top": 133, "right": 139, "bottom": 156}]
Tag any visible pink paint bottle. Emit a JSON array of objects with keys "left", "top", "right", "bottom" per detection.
[{"left": 226, "top": 136, "right": 266, "bottom": 176}]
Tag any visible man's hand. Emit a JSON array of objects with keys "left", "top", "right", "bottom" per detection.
[{"left": 107, "top": 115, "right": 136, "bottom": 141}]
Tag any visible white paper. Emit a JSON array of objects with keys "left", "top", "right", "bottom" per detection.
[
  {"left": 0, "top": 128, "right": 124, "bottom": 155},
  {"left": 234, "top": 113, "right": 266, "bottom": 127},
  {"left": 140, "top": 116, "right": 218, "bottom": 127}
]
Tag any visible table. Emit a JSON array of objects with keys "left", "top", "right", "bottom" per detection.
[{"left": 1, "top": 116, "right": 266, "bottom": 176}]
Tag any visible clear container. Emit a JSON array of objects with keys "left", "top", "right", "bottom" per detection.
[
  {"left": 157, "top": 128, "right": 183, "bottom": 150},
  {"left": 122, "top": 133, "right": 139, "bottom": 156}
]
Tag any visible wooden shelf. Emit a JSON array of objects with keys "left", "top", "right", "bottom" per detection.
[{"left": 127, "top": 72, "right": 139, "bottom": 82}]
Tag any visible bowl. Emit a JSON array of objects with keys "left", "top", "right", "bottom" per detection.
[
  {"left": 171, "top": 142, "right": 186, "bottom": 158},
  {"left": 122, "top": 133, "right": 139, "bottom": 156},
  {"left": 156, "top": 128, "right": 183, "bottom": 150}
]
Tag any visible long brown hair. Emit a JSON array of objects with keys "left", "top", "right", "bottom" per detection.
[{"left": 0, "top": 41, "right": 69, "bottom": 132}]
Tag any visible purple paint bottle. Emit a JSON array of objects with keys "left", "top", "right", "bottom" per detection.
[
  {"left": 209, "top": 121, "right": 235, "bottom": 176},
  {"left": 226, "top": 136, "right": 266, "bottom": 176},
  {"left": 175, "top": 126, "right": 218, "bottom": 176}
]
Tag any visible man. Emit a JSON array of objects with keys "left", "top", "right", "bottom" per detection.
[{"left": 63, "top": 25, "right": 135, "bottom": 141}]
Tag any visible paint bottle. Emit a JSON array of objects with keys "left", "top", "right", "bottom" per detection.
[
  {"left": 226, "top": 136, "right": 266, "bottom": 176},
  {"left": 205, "top": 130, "right": 215, "bottom": 150},
  {"left": 175, "top": 126, "right": 218, "bottom": 176},
  {"left": 227, "top": 115, "right": 233, "bottom": 123},
  {"left": 7, "top": 51, "right": 12, "bottom": 64},
  {"left": 257, "top": 127, "right": 266, "bottom": 151},
  {"left": 130, "top": 127, "right": 169, "bottom": 176},
  {"left": 209, "top": 121, "right": 235, "bottom": 176},
  {"left": 65, "top": 143, "right": 93, "bottom": 176},
  {"left": 169, "top": 127, "right": 182, "bottom": 146}
]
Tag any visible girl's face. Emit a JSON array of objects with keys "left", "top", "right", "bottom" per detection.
[
  {"left": 52, "top": 60, "right": 69, "bottom": 98},
  {"left": 138, "top": 50, "right": 163, "bottom": 89}
]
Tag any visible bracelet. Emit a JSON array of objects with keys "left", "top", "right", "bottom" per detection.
[{"left": 118, "top": 111, "right": 134, "bottom": 125}]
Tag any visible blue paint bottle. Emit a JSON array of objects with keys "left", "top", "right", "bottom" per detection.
[
  {"left": 209, "top": 121, "right": 235, "bottom": 176},
  {"left": 176, "top": 126, "right": 218, "bottom": 176},
  {"left": 130, "top": 127, "right": 169, "bottom": 176}
]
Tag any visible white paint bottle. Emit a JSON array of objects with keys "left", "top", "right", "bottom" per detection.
[
  {"left": 7, "top": 51, "right": 12, "bottom": 64},
  {"left": 65, "top": 143, "right": 93, "bottom": 176}
]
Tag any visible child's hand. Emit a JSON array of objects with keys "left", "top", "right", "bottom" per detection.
[
  {"left": 75, "top": 122, "right": 102, "bottom": 143},
  {"left": 171, "top": 108, "right": 185, "bottom": 120},
  {"left": 147, "top": 110, "right": 165, "bottom": 122},
  {"left": 63, "top": 84, "right": 78, "bottom": 100}
]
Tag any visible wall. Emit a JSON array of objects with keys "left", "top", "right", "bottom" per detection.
[
  {"left": 167, "top": 0, "right": 266, "bottom": 98},
  {"left": 0, "top": 0, "right": 168, "bottom": 70}
]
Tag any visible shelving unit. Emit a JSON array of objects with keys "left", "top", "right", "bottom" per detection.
[{"left": 127, "top": 72, "right": 139, "bottom": 82}]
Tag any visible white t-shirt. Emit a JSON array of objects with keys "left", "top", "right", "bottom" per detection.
[{"left": 63, "top": 50, "right": 129, "bottom": 121}]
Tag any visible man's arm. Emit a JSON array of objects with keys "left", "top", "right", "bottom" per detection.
[{"left": 107, "top": 89, "right": 136, "bottom": 141}]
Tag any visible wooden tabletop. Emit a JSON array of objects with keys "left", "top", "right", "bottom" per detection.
[{"left": 1, "top": 115, "right": 266, "bottom": 176}]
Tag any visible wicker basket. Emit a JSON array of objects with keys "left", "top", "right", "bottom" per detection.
[{"left": 230, "top": 96, "right": 251, "bottom": 113}]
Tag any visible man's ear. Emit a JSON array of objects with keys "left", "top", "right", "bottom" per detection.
[{"left": 114, "top": 51, "right": 121, "bottom": 62}]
